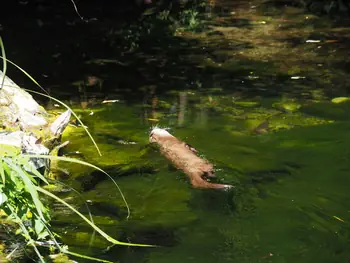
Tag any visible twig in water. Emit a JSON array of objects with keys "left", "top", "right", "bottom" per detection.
[{"left": 70, "top": 0, "right": 84, "bottom": 20}]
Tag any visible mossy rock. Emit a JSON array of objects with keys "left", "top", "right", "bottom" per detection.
[{"left": 272, "top": 100, "right": 301, "bottom": 112}]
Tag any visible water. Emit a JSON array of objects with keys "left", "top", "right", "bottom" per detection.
[
  {"left": 2, "top": 0, "right": 350, "bottom": 262},
  {"left": 54, "top": 97, "right": 350, "bottom": 263}
]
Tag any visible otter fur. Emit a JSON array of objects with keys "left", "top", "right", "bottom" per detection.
[{"left": 149, "top": 128, "right": 232, "bottom": 190}]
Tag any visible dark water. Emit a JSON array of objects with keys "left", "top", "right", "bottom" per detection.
[{"left": 2, "top": 0, "right": 350, "bottom": 262}]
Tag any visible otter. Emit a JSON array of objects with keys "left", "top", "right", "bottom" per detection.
[{"left": 149, "top": 128, "right": 232, "bottom": 190}]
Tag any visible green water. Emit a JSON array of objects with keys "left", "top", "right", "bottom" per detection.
[
  {"left": 3, "top": 0, "right": 350, "bottom": 262},
  {"left": 50, "top": 94, "right": 350, "bottom": 263},
  {"left": 46, "top": 1, "right": 350, "bottom": 262}
]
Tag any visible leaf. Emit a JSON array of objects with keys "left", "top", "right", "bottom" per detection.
[
  {"left": 4, "top": 158, "right": 47, "bottom": 223},
  {"left": 333, "top": 215, "right": 345, "bottom": 222},
  {"left": 34, "top": 219, "right": 45, "bottom": 235},
  {"left": 37, "top": 186, "right": 155, "bottom": 247},
  {"left": 331, "top": 97, "right": 350, "bottom": 104},
  {"left": 0, "top": 37, "right": 7, "bottom": 90},
  {"left": 0, "top": 159, "right": 5, "bottom": 185},
  {"left": 7, "top": 205, "right": 46, "bottom": 263},
  {"left": 37, "top": 230, "right": 50, "bottom": 240},
  {"left": 21, "top": 154, "right": 130, "bottom": 218},
  {"left": 63, "top": 250, "right": 115, "bottom": 263},
  {"left": 0, "top": 191, "right": 7, "bottom": 205},
  {"left": 0, "top": 144, "right": 21, "bottom": 157},
  {"left": 0, "top": 55, "right": 49, "bottom": 96},
  {"left": 23, "top": 89, "right": 102, "bottom": 156},
  {"left": 16, "top": 155, "right": 49, "bottom": 185}
]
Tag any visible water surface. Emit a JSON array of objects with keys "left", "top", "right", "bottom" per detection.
[{"left": 4, "top": 0, "right": 350, "bottom": 262}]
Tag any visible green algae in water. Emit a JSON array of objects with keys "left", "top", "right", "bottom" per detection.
[
  {"left": 145, "top": 121, "right": 350, "bottom": 263},
  {"left": 50, "top": 92, "right": 350, "bottom": 263},
  {"left": 84, "top": 168, "right": 196, "bottom": 228},
  {"left": 331, "top": 97, "right": 350, "bottom": 104},
  {"left": 59, "top": 103, "right": 153, "bottom": 178}
]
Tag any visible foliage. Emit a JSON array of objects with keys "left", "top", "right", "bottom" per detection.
[
  {"left": 0, "top": 37, "right": 152, "bottom": 262},
  {"left": 0, "top": 146, "right": 51, "bottom": 262},
  {"left": 109, "top": 0, "right": 207, "bottom": 52},
  {"left": 176, "top": 8, "right": 201, "bottom": 31}
]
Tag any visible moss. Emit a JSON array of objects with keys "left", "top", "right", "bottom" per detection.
[
  {"left": 82, "top": 169, "right": 197, "bottom": 229},
  {"left": 272, "top": 99, "right": 301, "bottom": 112}
]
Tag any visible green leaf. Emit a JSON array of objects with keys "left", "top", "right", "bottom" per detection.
[
  {"left": 37, "top": 230, "right": 50, "bottom": 240},
  {"left": 0, "top": 159, "right": 5, "bottom": 185},
  {"left": 0, "top": 37, "right": 7, "bottom": 89},
  {"left": 0, "top": 144, "right": 21, "bottom": 157},
  {"left": 331, "top": 97, "right": 350, "bottom": 104},
  {"left": 21, "top": 154, "right": 130, "bottom": 218},
  {"left": 34, "top": 219, "right": 45, "bottom": 235},
  {"left": 16, "top": 155, "right": 49, "bottom": 185},
  {"left": 24, "top": 89, "right": 102, "bottom": 156},
  {"left": 0, "top": 191, "right": 7, "bottom": 205},
  {"left": 4, "top": 158, "right": 47, "bottom": 223},
  {"left": 37, "top": 186, "right": 155, "bottom": 247},
  {"left": 63, "top": 250, "right": 115, "bottom": 263}
]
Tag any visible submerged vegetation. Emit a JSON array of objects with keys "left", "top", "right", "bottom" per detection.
[
  {"left": 0, "top": 40, "right": 152, "bottom": 262},
  {"left": 1, "top": 0, "right": 350, "bottom": 262}
]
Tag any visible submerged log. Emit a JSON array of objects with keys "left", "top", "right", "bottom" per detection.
[{"left": 149, "top": 128, "right": 232, "bottom": 190}]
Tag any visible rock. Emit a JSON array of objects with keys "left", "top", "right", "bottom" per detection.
[{"left": 0, "top": 70, "right": 47, "bottom": 129}]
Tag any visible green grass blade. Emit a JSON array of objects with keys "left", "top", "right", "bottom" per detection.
[
  {"left": 37, "top": 186, "right": 155, "bottom": 247},
  {"left": 64, "top": 250, "right": 115, "bottom": 263},
  {"left": 0, "top": 37, "right": 7, "bottom": 90},
  {"left": 17, "top": 155, "right": 50, "bottom": 185},
  {"left": 6, "top": 205, "right": 46, "bottom": 263},
  {"left": 0, "top": 159, "right": 5, "bottom": 185},
  {"left": 47, "top": 178, "right": 95, "bottom": 225},
  {"left": 0, "top": 55, "right": 49, "bottom": 96},
  {"left": 23, "top": 89, "right": 102, "bottom": 156},
  {"left": 41, "top": 222, "right": 114, "bottom": 263},
  {"left": 4, "top": 158, "right": 47, "bottom": 223},
  {"left": 40, "top": 218, "right": 115, "bottom": 263},
  {"left": 0, "top": 73, "right": 101, "bottom": 156},
  {"left": 21, "top": 154, "right": 129, "bottom": 218}
]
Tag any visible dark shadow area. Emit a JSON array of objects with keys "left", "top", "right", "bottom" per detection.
[
  {"left": 0, "top": 0, "right": 285, "bottom": 106},
  {"left": 1, "top": 0, "right": 349, "bottom": 108}
]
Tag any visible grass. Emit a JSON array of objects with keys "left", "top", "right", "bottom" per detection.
[{"left": 0, "top": 36, "right": 153, "bottom": 263}]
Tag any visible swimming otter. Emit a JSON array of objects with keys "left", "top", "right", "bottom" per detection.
[{"left": 149, "top": 128, "right": 232, "bottom": 190}]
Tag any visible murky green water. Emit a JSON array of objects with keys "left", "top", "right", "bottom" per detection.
[
  {"left": 3, "top": 0, "right": 350, "bottom": 262},
  {"left": 53, "top": 93, "right": 350, "bottom": 263},
  {"left": 50, "top": 1, "right": 350, "bottom": 262}
]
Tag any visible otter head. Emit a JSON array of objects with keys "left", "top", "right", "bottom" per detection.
[{"left": 149, "top": 127, "right": 174, "bottom": 143}]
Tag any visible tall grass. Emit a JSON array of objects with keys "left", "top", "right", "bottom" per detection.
[{"left": 0, "top": 37, "right": 153, "bottom": 263}]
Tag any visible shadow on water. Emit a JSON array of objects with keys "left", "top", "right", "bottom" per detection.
[{"left": 2, "top": 0, "right": 350, "bottom": 262}]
